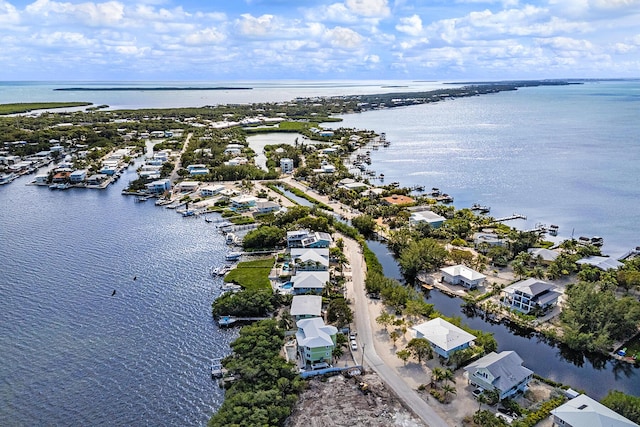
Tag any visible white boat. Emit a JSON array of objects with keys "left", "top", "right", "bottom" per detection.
[
  {"left": 57, "top": 183, "right": 71, "bottom": 190},
  {"left": 0, "top": 173, "right": 18, "bottom": 185},
  {"left": 226, "top": 233, "right": 237, "bottom": 245},
  {"left": 225, "top": 251, "right": 242, "bottom": 261}
]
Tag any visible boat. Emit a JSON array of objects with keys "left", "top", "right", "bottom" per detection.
[
  {"left": 56, "top": 183, "right": 71, "bottom": 190},
  {"left": 549, "top": 224, "right": 559, "bottom": 236},
  {"left": 204, "top": 217, "right": 213, "bottom": 223},
  {"left": 182, "top": 210, "right": 196, "bottom": 217},
  {"left": 225, "top": 251, "right": 242, "bottom": 261},
  {"left": 591, "top": 236, "right": 604, "bottom": 246},
  {"left": 471, "top": 203, "right": 491, "bottom": 213},
  {"left": 0, "top": 173, "right": 18, "bottom": 185},
  {"left": 226, "top": 233, "right": 237, "bottom": 245}
]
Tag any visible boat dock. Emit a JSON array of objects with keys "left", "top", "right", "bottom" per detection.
[
  {"left": 217, "top": 316, "right": 271, "bottom": 327},
  {"left": 493, "top": 213, "right": 527, "bottom": 222},
  {"left": 211, "top": 357, "right": 226, "bottom": 378}
]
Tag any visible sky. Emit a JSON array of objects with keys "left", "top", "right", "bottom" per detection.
[{"left": 1, "top": 0, "right": 639, "bottom": 81}]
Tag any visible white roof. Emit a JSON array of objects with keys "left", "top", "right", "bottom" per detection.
[
  {"left": 440, "top": 265, "right": 486, "bottom": 281},
  {"left": 528, "top": 248, "right": 559, "bottom": 262},
  {"left": 291, "top": 248, "right": 329, "bottom": 266},
  {"left": 292, "top": 271, "right": 329, "bottom": 289},
  {"left": 295, "top": 317, "right": 337, "bottom": 348},
  {"left": 290, "top": 295, "right": 322, "bottom": 317},
  {"left": 551, "top": 394, "right": 638, "bottom": 427},
  {"left": 411, "top": 318, "right": 476, "bottom": 351},
  {"left": 410, "top": 210, "right": 446, "bottom": 223}
]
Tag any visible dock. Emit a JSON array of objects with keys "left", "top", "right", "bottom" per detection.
[
  {"left": 493, "top": 213, "right": 527, "bottom": 222},
  {"left": 217, "top": 316, "right": 271, "bottom": 327},
  {"left": 211, "top": 357, "right": 226, "bottom": 378}
]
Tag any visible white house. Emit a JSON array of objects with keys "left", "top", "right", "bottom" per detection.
[
  {"left": 290, "top": 295, "right": 323, "bottom": 321},
  {"left": 200, "top": 184, "right": 225, "bottom": 197},
  {"left": 528, "top": 248, "right": 559, "bottom": 265},
  {"left": 292, "top": 271, "right": 330, "bottom": 295},
  {"left": 287, "top": 230, "right": 332, "bottom": 248},
  {"left": 254, "top": 199, "right": 280, "bottom": 214},
  {"left": 550, "top": 394, "right": 638, "bottom": 427},
  {"left": 409, "top": 210, "right": 447, "bottom": 228},
  {"left": 411, "top": 318, "right": 476, "bottom": 359},
  {"left": 230, "top": 194, "right": 257, "bottom": 209},
  {"left": 464, "top": 351, "right": 534, "bottom": 400},
  {"left": 146, "top": 179, "right": 171, "bottom": 194},
  {"left": 69, "top": 169, "right": 88, "bottom": 183},
  {"left": 576, "top": 256, "right": 624, "bottom": 271},
  {"left": 501, "top": 278, "right": 561, "bottom": 315},
  {"left": 176, "top": 181, "right": 200, "bottom": 192},
  {"left": 280, "top": 158, "right": 294, "bottom": 174},
  {"left": 474, "top": 232, "right": 504, "bottom": 250},
  {"left": 440, "top": 265, "right": 486, "bottom": 289},
  {"left": 290, "top": 248, "right": 330, "bottom": 272}
]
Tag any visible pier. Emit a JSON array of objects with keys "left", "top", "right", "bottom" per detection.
[
  {"left": 210, "top": 357, "right": 226, "bottom": 378},
  {"left": 493, "top": 213, "right": 527, "bottom": 222},
  {"left": 217, "top": 315, "right": 271, "bottom": 327}
]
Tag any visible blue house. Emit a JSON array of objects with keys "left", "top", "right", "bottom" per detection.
[
  {"left": 146, "top": 179, "right": 171, "bottom": 194},
  {"left": 465, "top": 351, "right": 533, "bottom": 400}
]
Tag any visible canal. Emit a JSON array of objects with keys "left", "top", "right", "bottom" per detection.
[{"left": 365, "top": 239, "right": 640, "bottom": 400}]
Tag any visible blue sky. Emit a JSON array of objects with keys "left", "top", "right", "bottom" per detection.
[{"left": 1, "top": 0, "right": 639, "bottom": 81}]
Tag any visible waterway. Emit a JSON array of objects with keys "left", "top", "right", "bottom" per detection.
[
  {"left": 0, "top": 165, "right": 235, "bottom": 426},
  {"left": 365, "top": 239, "right": 640, "bottom": 400}
]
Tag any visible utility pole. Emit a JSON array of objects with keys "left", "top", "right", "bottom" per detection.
[{"left": 361, "top": 342, "right": 365, "bottom": 367}]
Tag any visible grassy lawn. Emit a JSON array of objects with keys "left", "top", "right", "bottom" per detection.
[{"left": 224, "top": 257, "right": 274, "bottom": 290}]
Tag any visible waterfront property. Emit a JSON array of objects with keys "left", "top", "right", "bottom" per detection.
[
  {"left": 291, "top": 271, "right": 330, "bottom": 295},
  {"left": 254, "top": 199, "right": 280, "bottom": 214},
  {"left": 295, "top": 317, "right": 337, "bottom": 367},
  {"left": 474, "top": 232, "right": 504, "bottom": 250},
  {"left": 528, "top": 248, "right": 559, "bottom": 265},
  {"left": 280, "top": 158, "right": 294, "bottom": 174},
  {"left": 440, "top": 264, "right": 486, "bottom": 289},
  {"left": 146, "top": 179, "right": 171, "bottom": 194},
  {"left": 287, "top": 230, "right": 332, "bottom": 248},
  {"left": 408, "top": 209, "right": 447, "bottom": 228},
  {"left": 199, "top": 184, "right": 225, "bottom": 197},
  {"left": 576, "top": 255, "right": 624, "bottom": 271},
  {"left": 381, "top": 194, "right": 415, "bottom": 206},
  {"left": 69, "top": 169, "right": 88, "bottom": 183},
  {"left": 501, "top": 278, "right": 561, "bottom": 315},
  {"left": 290, "top": 295, "right": 323, "bottom": 321},
  {"left": 410, "top": 318, "right": 476, "bottom": 359},
  {"left": 290, "top": 248, "right": 329, "bottom": 272},
  {"left": 550, "top": 393, "right": 638, "bottom": 427},
  {"left": 464, "top": 351, "right": 533, "bottom": 400}
]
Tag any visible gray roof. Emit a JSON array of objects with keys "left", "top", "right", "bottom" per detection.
[
  {"left": 290, "top": 295, "right": 322, "bottom": 317},
  {"left": 528, "top": 248, "right": 559, "bottom": 262},
  {"left": 295, "top": 317, "right": 337, "bottom": 348},
  {"left": 465, "top": 351, "right": 533, "bottom": 394},
  {"left": 292, "top": 271, "right": 330, "bottom": 289},
  {"left": 551, "top": 394, "right": 638, "bottom": 427},
  {"left": 576, "top": 256, "right": 624, "bottom": 271},
  {"left": 504, "top": 278, "right": 556, "bottom": 298}
]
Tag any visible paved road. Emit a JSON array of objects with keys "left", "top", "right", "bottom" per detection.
[{"left": 344, "top": 236, "right": 450, "bottom": 427}]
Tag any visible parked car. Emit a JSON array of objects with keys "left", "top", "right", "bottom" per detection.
[
  {"left": 350, "top": 340, "right": 357, "bottom": 351},
  {"left": 472, "top": 388, "right": 484, "bottom": 399},
  {"left": 349, "top": 332, "right": 356, "bottom": 340}
]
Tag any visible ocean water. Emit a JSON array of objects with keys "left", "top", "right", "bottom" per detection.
[
  {"left": 333, "top": 80, "right": 640, "bottom": 256},
  {"left": 1, "top": 80, "right": 639, "bottom": 424},
  {"left": 0, "top": 166, "right": 235, "bottom": 426}
]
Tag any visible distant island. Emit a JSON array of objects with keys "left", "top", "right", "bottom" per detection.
[
  {"left": 0, "top": 102, "right": 92, "bottom": 115},
  {"left": 54, "top": 87, "right": 253, "bottom": 91}
]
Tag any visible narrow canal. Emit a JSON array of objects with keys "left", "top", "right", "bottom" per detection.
[{"left": 365, "top": 239, "right": 640, "bottom": 400}]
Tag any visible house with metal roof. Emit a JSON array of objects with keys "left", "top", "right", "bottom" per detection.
[
  {"left": 290, "top": 248, "right": 329, "bottom": 272},
  {"left": 576, "top": 256, "right": 624, "bottom": 271},
  {"left": 528, "top": 248, "right": 559, "bottom": 265},
  {"left": 550, "top": 393, "right": 638, "bottom": 427},
  {"left": 291, "top": 271, "right": 330, "bottom": 295},
  {"left": 411, "top": 318, "right": 476, "bottom": 359},
  {"left": 290, "top": 295, "right": 322, "bottom": 321},
  {"left": 464, "top": 351, "right": 533, "bottom": 400},
  {"left": 501, "top": 278, "right": 561, "bottom": 315},
  {"left": 295, "top": 317, "right": 337, "bottom": 366},
  {"left": 409, "top": 209, "right": 447, "bottom": 228},
  {"left": 440, "top": 264, "right": 486, "bottom": 289}
]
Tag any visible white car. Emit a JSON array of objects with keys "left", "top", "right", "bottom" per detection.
[
  {"left": 350, "top": 340, "right": 358, "bottom": 351},
  {"left": 349, "top": 332, "right": 356, "bottom": 340}
]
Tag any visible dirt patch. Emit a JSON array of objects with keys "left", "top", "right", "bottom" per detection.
[{"left": 285, "top": 372, "right": 424, "bottom": 427}]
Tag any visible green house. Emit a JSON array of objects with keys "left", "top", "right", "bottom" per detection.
[{"left": 295, "top": 317, "right": 337, "bottom": 367}]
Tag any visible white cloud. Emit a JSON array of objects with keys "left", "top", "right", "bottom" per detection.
[
  {"left": 26, "top": 0, "right": 125, "bottom": 27},
  {"left": 327, "top": 26, "right": 363, "bottom": 49},
  {"left": 396, "top": 14, "right": 423, "bottom": 36},
  {"left": 0, "top": 1, "right": 20, "bottom": 26},
  {"left": 236, "top": 13, "right": 276, "bottom": 37},
  {"left": 185, "top": 27, "right": 225, "bottom": 45},
  {"left": 345, "top": 0, "right": 390, "bottom": 18}
]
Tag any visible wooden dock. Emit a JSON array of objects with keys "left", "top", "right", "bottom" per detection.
[
  {"left": 493, "top": 213, "right": 527, "bottom": 222},
  {"left": 217, "top": 316, "right": 271, "bottom": 327}
]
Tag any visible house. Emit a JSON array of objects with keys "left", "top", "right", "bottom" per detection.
[
  {"left": 576, "top": 256, "right": 623, "bottom": 271},
  {"left": 200, "top": 184, "right": 225, "bottom": 197},
  {"left": 230, "top": 194, "right": 257, "bottom": 210},
  {"left": 290, "top": 295, "right": 322, "bottom": 321},
  {"left": 51, "top": 171, "right": 71, "bottom": 183},
  {"left": 146, "top": 179, "right": 171, "bottom": 194},
  {"left": 224, "top": 156, "right": 249, "bottom": 166},
  {"left": 410, "top": 318, "right": 476, "bottom": 359},
  {"left": 290, "top": 248, "right": 330, "bottom": 272},
  {"left": 86, "top": 174, "right": 107, "bottom": 185},
  {"left": 528, "top": 248, "right": 559, "bottom": 265},
  {"left": 292, "top": 271, "right": 330, "bottom": 294},
  {"left": 186, "top": 164, "right": 209, "bottom": 176},
  {"left": 313, "top": 163, "right": 336, "bottom": 174},
  {"left": 440, "top": 265, "right": 486, "bottom": 289},
  {"left": 254, "top": 199, "right": 280, "bottom": 214},
  {"left": 382, "top": 195, "right": 415, "bottom": 206},
  {"left": 474, "top": 232, "right": 504, "bottom": 250},
  {"left": 280, "top": 158, "right": 294, "bottom": 174},
  {"left": 550, "top": 393, "right": 638, "bottom": 427},
  {"left": 69, "top": 169, "right": 87, "bottom": 183},
  {"left": 501, "top": 278, "right": 561, "bottom": 314},
  {"left": 176, "top": 181, "right": 200, "bottom": 192},
  {"left": 287, "top": 230, "right": 332, "bottom": 248},
  {"left": 409, "top": 209, "right": 447, "bottom": 228},
  {"left": 295, "top": 317, "right": 337, "bottom": 366},
  {"left": 464, "top": 351, "right": 533, "bottom": 400}
]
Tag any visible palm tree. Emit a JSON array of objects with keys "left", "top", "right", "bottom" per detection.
[
  {"left": 442, "top": 368, "right": 455, "bottom": 385},
  {"left": 441, "top": 384, "right": 457, "bottom": 402},
  {"left": 431, "top": 367, "right": 445, "bottom": 387}
]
